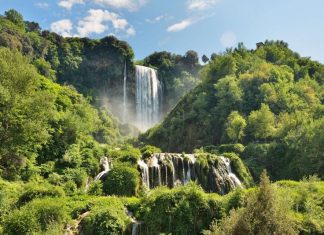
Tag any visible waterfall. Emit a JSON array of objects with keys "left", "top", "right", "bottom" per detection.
[
  {"left": 131, "top": 221, "right": 141, "bottom": 235},
  {"left": 137, "top": 153, "right": 242, "bottom": 195},
  {"left": 136, "top": 65, "right": 162, "bottom": 131},
  {"left": 138, "top": 160, "right": 150, "bottom": 188},
  {"left": 123, "top": 61, "right": 127, "bottom": 123},
  {"left": 95, "top": 157, "right": 111, "bottom": 180},
  {"left": 220, "top": 156, "right": 242, "bottom": 188}
]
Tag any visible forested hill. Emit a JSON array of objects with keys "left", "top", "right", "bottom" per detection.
[
  {"left": 0, "top": 9, "right": 201, "bottom": 126},
  {"left": 140, "top": 41, "right": 324, "bottom": 180}
]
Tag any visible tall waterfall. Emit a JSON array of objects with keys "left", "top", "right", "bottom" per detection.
[
  {"left": 136, "top": 65, "right": 162, "bottom": 131},
  {"left": 137, "top": 153, "right": 242, "bottom": 195},
  {"left": 123, "top": 62, "right": 127, "bottom": 123}
]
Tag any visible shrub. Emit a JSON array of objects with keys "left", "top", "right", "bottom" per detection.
[
  {"left": 82, "top": 198, "right": 131, "bottom": 235},
  {"left": 3, "top": 198, "right": 68, "bottom": 234},
  {"left": 63, "top": 180, "right": 77, "bottom": 196},
  {"left": 63, "top": 168, "right": 88, "bottom": 188},
  {"left": 3, "top": 208, "right": 40, "bottom": 235},
  {"left": 103, "top": 166, "right": 140, "bottom": 196},
  {"left": 18, "top": 183, "right": 65, "bottom": 206},
  {"left": 140, "top": 145, "right": 161, "bottom": 159},
  {"left": 110, "top": 146, "right": 141, "bottom": 165},
  {"left": 47, "top": 173, "right": 63, "bottom": 185},
  {"left": 139, "top": 183, "right": 217, "bottom": 234},
  {"left": 218, "top": 144, "right": 245, "bottom": 155},
  {"left": 88, "top": 180, "right": 103, "bottom": 196}
]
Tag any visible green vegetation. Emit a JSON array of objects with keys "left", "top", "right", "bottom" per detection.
[
  {"left": 143, "top": 50, "right": 201, "bottom": 111},
  {"left": 140, "top": 41, "right": 324, "bottom": 181},
  {"left": 103, "top": 166, "right": 140, "bottom": 196},
  {"left": 0, "top": 9, "right": 323, "bottom": 235}
]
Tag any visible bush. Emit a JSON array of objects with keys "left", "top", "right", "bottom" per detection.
[
  {"left": 18, "top": 183, "right": 65, "bottom": 206},
  {"left": 139, "top": 183, "right": 218, "bottom": 234},
  {"left": 63, "top": 180, "right": 78, "bottom": 196},
  {"left": 88, "top": 180, "right": 103, "bottom": 196},
  {"left": 30, "top": 199, "right": 67, "bottom": 231},
  {"left": 218, "top": 144, "right": 245, "bottom": 155},
  {"left": 103, "top": 166, "right": 140, "bottom": 196},
  {"left": 3, "top": 208, "right": 40, "bottom": 235},
  {"left": 63, "top": 168, "right": 88, "bottom": 188},
  {"left": 81, "top": 198, "right": 131, "bottom": 235},
  {"left": 140, "top": 145, "right": 161, "bottom": 159},
  {"left": 3, "top": 198, "right": 67, "bottom": 234},
  {"left": 110, "top": 146, "right": 141, "bottom": 165}
]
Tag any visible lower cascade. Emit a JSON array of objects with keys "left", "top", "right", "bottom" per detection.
[
  {"left": 95, "top": 157, "right": 112, "bottom": 180},
  {"left": 137, "top": 153, "right": 242, "bottom": 195}
]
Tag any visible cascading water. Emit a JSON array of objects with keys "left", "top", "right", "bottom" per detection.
[
  {"left": 123, "top": 61, "right": 127, "bottom": 123},
  {"left": 95, "top": 157, "right": 111, "bottom": 180},
  {"left": 135, "top": 65, "right": 162, "bottom": 131},
  {"left": 137, "top": 153, "right": 242, "bottom": 195},
  {"left": 131, "top": 222, "right": 141, "bottom": 235},
  {"left": 220, "top": 156, "right": 242, "bottom": 188}
]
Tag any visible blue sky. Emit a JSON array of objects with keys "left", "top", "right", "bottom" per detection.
[{"left": 0, "top": 0, "right": 323, "bottom": 62}]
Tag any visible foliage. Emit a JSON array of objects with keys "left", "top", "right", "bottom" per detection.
[
  {"left": 3, "top": 198, "right": 67, "bottom": 234},
  {"left": 18, "top": 182, "right": 65, "bottom": 206},
  {"left": 140, "top": 40, "right": 324, "bottom": 181},
  {"left": 109, "top": 145, "right": 141, "bottom": 165},
  {"left": 87, "top": 180, "right": 103, "bottom": 196},
  {"left": 143, "top": 50, "right": 201, "bottom": 111},
  {"left": 140, "top": 145, "right": 161, "bottom": 159},
  {"left": 103, "top": 166, "right": 140, "bottom": 196},
  {"left": 225, "top": 111, "right": 246, "bottom": 143},
  {"left": 81, "top": 198, "right": 131, "bottom": 235},
  {"left": 204, "top": 170, "right": 297, "bottom": 235},
  {"left": 139, "top": 183, "right": 222, "bottom": 234}
]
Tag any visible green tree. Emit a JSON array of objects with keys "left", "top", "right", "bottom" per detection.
[
  {"left": 0, "top": 48, "right": 53, "bottom": 178},
  {"left": 4, "top": 9, "right": 25, "bottom": 29},
  {"left": 225, "top": 111, "right": 246, "bottom": 143},
  {"left": 205, "top": 170, "right": 297, "bottom": 235},
  {"left": 247, "top": 104, "right": 276, "bottom": 140},
  {"left": 103, "top": 166, "right": 140, "bottom": 196}
]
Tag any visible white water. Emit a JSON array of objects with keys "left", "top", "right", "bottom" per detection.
[
  {"left": 220, "top": 156, "right": 242, "bottom": 187},
  {"left": 131, "top": 221, "right": 141, "bottom": 235},
  {"left": 95, "top": 157, "right": 111, "bottom": 180},
  {"left": 123, "top": 61, "right": 127, "bottom": 123},
  {"left": 137, "top": 153, "right": 242, "bottom": 194},
  {"left": 138, "top": 160, "right": 150, "bottom": 188},
  {"left": 136, "top": 65, "right": 162, "bottom": 131}
]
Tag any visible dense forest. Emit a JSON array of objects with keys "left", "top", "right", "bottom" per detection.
[{"left": 0, "top": 9, "right": 323, "bottom": 235}]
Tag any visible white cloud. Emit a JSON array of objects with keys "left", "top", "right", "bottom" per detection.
[
  {"left": 220, "top": 31, "right": 237, "bottom": 48},
  {"left": 187, "top": 0, "right": 219, "bottom": 10},
  {"left": 58, "top": 0, "right": 84, "bottom": 10},
  {"left": 93, "top": 0, "right": 147, "bottom": 11},
  {"left": 77, "top": 9, "right": 136, "bottom": 37},
  {"left": 145, "top": 14, "right": 172, "bottom": 24},
  {"left": 167, "top": 18, "right": 194, "bottom": 32},
  {"left": 35, "top": 2, "right": 49, "bottom": 9},
  {"left": 50, "top": 19, "right": 73, "bottom": 37}
]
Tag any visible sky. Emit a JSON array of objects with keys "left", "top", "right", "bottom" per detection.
[{"left": 0, "top": 0, "right": 323, "bottom": 62}]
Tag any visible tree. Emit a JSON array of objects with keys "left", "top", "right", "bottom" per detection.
[
  {"left": 4, "top": 9, "right": 24, "bottom": 28},
  {"left": 205, "top": 170, "right": 297, "bottom": 235},
  {"left": 202, "top": 54, "right": 210, "bottom": 64},
  {"left": 0, "top": 48, "right": 53, "bottom": 177},
  {"left": 183, "top": 50, "right": 199, "bottom": 68},
  {"left": 247, "top": 104, "right": 276, "bottom": 140},
  {"left": 225, "top": 111, "right": 246, "bottom": 143}
]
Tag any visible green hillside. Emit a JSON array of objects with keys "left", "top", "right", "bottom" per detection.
[{"left": 140, "top": 41, "right": 324, "bottom": 180}]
